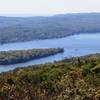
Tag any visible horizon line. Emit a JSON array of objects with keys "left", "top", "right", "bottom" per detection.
[{"left": 0, "top": 12, "right": 100, "bottom": 17}]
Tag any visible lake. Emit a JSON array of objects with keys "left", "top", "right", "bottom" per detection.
[{"left": 0, "top": 33, "right": 100, "bottom": 72}]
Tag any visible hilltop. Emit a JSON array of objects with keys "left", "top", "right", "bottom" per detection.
[{"left": 0, "top": 13, "right": 100, "bottom": 44}]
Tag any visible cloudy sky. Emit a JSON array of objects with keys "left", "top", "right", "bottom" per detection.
[{"left": 0, "top": 0, "right": 100, "bottom": 16}]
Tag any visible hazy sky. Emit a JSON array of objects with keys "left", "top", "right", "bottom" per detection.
[{"left": 0, "top": 0, "right": 100, "bottom": 16}]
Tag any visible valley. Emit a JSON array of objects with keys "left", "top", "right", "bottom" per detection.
[{"left": 0, "top": 13, "right": 100, "bottom": 100}]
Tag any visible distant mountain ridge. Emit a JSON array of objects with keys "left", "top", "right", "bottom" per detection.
[{"left": 0, "top": 13, "right": 100, "bottom": 44}]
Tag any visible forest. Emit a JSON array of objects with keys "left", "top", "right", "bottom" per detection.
[
  {"left": 0, "top": 48, "right": 64, "bottom": 65},
  {"left": 0, "top": 13, "right": 100, "bottom": 44},
  {"left": 0, "top": 53, "right": 100, "bottom": 99}
]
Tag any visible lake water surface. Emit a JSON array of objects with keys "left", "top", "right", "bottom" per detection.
[{"left": 0, "top": 33, "right": 100, "bottom": 72}]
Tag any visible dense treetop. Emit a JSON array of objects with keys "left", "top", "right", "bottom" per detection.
[
  {"left": 0, "top": 48, "right": 63, "bottom": 65},
  {"left": 0, "top": 53, "right": 100, "bottom": 99}
]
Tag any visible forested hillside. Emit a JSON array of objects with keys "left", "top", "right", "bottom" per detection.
[
  {"left": 0, "top": 54, "right": 100, "bottom": 99},
  {"left": 0, "top": 48, "right": 63, "bottom": 65},
  {"left": 0, "top": 13, "right": 100, "bottom": 44}
]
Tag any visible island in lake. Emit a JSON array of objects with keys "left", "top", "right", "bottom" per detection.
[
  {"left": 0, "top": 48, "right": 64, "bottom": 65},
  {"left": 0, "top": 13, "right": 100, "bottom": 100}
]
